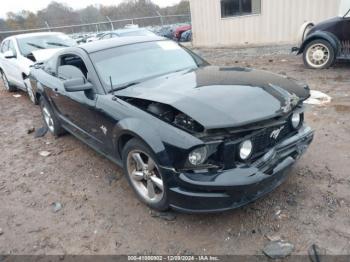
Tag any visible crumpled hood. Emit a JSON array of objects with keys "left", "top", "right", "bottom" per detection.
[
  {"left": 118, "top": 66, "right": 310, "bottom": 129},
  {"left": 31, "top": 48, "right": 62, "bottom": 62}
]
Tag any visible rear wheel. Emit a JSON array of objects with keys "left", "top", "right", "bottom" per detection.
[
  {"left": 122, "top": 138, "right": 169, "bottom": 211},
  {"left": 303, "top": 39, "right": 335, "bottom": 69},
  {"left": 1, "top": 70, "right": 16, "bottom": 92},
  {"left": 39, "top": 97, "right": 65, "bottom": 137}
]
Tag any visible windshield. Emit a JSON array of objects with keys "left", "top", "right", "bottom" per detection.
[
  {"left": 17, "top": 34, "right": 76, "bottom": 56},
  {"left": 90, "top": 41, "right": 205, "bottom": 89}
]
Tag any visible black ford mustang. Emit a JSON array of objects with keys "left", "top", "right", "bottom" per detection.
[{"left": 30, "top": 36, "right": 314, "bottom": 213}]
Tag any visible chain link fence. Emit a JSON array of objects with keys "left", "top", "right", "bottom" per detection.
[{"left": 0, "top": 14, "right": 191, "bottom": 39}]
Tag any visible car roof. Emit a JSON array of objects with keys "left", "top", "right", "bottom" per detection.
[
  {"left": 79, "top": 35, "right": 166, "bottom": 53},
  {"left": 13, "top": 32, "right": 66, "bottom": 39}
]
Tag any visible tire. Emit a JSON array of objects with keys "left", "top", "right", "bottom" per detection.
[
  {"left": 0, "top": 70, "right": 16, "bottom": 92},
  {"left": 303, "top": 39, "right": 335, "bottom": 69},
  {"left": 122, "top": 138, "right": 169, "bottom": 211},
  {"left": 39, "top": 97, "right": 65, "bottom": 137},
  {"left": 24, "top": 78, "right": 38, "bottom": 105}
]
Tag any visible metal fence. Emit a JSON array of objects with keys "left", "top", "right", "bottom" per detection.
[{"left": 0, "top": 14, "right": 191, "bottom": 39}]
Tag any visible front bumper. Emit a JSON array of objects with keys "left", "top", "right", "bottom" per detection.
[{"left": 166, "top": 125, "right": 314, "bottom": 213}]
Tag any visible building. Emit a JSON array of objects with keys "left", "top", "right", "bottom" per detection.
[{"left": 189, "top": 0, "right": 343, "bottom": 47}]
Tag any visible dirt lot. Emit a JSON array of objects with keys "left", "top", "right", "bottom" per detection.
[{"left": 0, "top": 46, "right": 349, "bottom": 256}]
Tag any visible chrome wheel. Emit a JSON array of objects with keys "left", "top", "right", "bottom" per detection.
[
  {"left": 1, "top": 71, "right": 10, "bottom": 91},
  {"left": 306, "top": 43, "right": 330, "bottom": 68},
  {"left": 42, "top": 106, "right": 55, "bottom": 133},
  {"left": 126, "top": 150, "right": 164, "bottom": 204}
]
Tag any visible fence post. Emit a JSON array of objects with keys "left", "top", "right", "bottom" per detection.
[
  {"left": 156, "top": 11, "right": 164, "bottom": 26},
  {"left": 45, "top": 21, "right": 51, "bottom": 32},
  {"left": 106, "top": 16, "right": 114, "bottom": 31}
]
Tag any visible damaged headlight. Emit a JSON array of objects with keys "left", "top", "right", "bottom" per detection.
[
  {"left": 188, "top": 146, "right": 208, "bottom": 166},
  {"left": 239, "top": 140, "right": 253, "bottom": 160},
  {"left": 291, "top": 113, "right": 303, "bottom": 129}
]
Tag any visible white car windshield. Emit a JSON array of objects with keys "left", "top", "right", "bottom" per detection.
[
  {"left": 17, "top": 34, "right": 76, "bottom": 56},
  {"left": 90, "top": 40, "right": 205, "bottom": 89}
]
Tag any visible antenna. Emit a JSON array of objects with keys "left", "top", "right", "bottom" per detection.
[{"left": 109, "top": 75, "right": 115, "bottom": 95}]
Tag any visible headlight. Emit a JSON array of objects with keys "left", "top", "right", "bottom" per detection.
[
  {"left": 291, "top": 113, "right": 303, "bottom": 129},
  {"left": 239, "top": 140, "right": 253, "bottom": 160},
  {"left": 188, "top": 146, "right": 208, "bottom": 166}
]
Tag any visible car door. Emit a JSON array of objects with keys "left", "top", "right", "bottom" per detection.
[
  {"left": 0, "top": 40, "right": 14, "bottom": 83},
  {"left": 7, "top": 39, "right": 25, "bottom": 88},
  {"left": 48, "top": 51, "right": 107, "bottom": 152}
]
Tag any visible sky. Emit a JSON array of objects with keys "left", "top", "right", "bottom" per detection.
[{"left": 0, "top": 0, "right": 182, "bottom": 18}]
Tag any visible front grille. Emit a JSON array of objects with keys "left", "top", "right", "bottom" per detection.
[{"left": 251, "top": 123, "right": 294, "bottom": 158}]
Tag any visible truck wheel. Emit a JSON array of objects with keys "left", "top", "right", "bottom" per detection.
[
  {"left": 122, "top": 138, "right": 169, "bottom": 211},
  {"left": 303, "top": 39, "right": 335, "bottom": 69}
]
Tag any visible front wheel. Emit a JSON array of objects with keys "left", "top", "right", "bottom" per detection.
[
  {"left": 24, "top": 78, "right": 38, "bottom": 105},
  {"left": 122, "top": 138, "right": 169, "bottom": 211},
  {"left": 1, "top": 70, "right": 16, "bottom": 92},
  {"left": 303, "top": 39, "right": 335, "bottom": 69},
  {"left": 39, "top": 97, "right": 65, "bottom": 137}
]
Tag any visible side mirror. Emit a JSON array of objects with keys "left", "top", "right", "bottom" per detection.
[
  {"left": 4, "top": 50, "right": 15, "bottom": 59},
  {"left": 63, "top": 77, "right": 93, "bottom": 92}
]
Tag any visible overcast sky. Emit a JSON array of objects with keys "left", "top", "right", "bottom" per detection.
[{"left": 0, "top": 0, "right": 182, "bottom": 18}]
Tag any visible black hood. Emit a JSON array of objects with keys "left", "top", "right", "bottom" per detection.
[{"left": 118, "top": 66, "right": 310, "bottom": 129}]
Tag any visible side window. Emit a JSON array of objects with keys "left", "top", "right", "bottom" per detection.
[
  {"left": 221, "top": 0, "right": 261, "bottom": 18},
  {"left": 1, "top": 40, "right": 9, "bottom": 53},
  {"left": 58, "top": 54, "right": 88, "bottom": 79},
  {"left": 8, "top": 40, "right": 17, "bottom": 56}
]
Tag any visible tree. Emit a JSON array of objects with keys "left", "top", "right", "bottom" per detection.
[{"left": 0, "top": 0, "right": 191, "bottom": 33}]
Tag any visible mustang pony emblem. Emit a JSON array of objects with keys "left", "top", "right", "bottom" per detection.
[{"left": 270, "top": 126, "right": 285, "bottom": 140}]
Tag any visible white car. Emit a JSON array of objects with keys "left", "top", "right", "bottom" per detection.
[{"left": 0, "top": 32, "right": 76, "bottom": 104}]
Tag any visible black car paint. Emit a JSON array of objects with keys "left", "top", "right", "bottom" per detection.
[
  {"left": 297, "top": 15, "right": 350, "bottom": 58},
  {"left": 30, "top": 37, "right": 314, "bottom": 212},
  {"left": 116, "top": 66, "right": 309, "bottom": 129}
]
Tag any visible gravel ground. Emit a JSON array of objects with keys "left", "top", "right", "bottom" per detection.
[{"left": 0, "top": 47, "right": 349, "bottom": 256}]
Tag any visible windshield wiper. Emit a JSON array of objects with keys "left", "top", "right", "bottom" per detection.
[
  {"left": 46, "top": 42, "right": 69, "bottom": 47},
  {"left": 108, "top": 82, "right": 140, "bottom": 93},
  {"left": 26, "top": 42, "right": 45, "bottom": 49}
]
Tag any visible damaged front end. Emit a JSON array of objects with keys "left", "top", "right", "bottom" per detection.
[
  {"left": 163, "top": 106, "right": 314, "bottom": 213},
  {"left": 121, "top": 98, "right": 314, "bottom": 213},
  {"left": 119, "top": 95, "right": 312, "bottom": 174}
]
